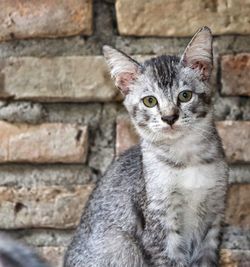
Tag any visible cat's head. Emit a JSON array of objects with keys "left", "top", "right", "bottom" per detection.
[{"left": 103, "top": 27, "right": 213, "bottom": 143}]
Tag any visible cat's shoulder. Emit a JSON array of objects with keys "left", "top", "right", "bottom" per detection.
[
  {"left": 117, "top": 144, "right": 142, "bottom": 165},
  {"left": 89, "top": 145, "right": 143, "bottom": 203},
  {"left": 113, "top": 144, "right": 142, "bottom": 174},
  {"left": 102, "top": 144, "right": 143, "bottom": 185}
]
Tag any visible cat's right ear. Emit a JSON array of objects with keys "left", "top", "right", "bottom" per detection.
[
  {"left": 181, "top": 26, "right": 213, "bottom": 81},
  {"left": 103, "top": 45, "right": 141, "bottom": 95}
]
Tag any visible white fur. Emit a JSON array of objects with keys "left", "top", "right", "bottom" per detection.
[{"left": 142, "top": 127, "right": 225, "bottom": 261}]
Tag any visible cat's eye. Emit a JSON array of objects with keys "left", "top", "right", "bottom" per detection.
[
  {"left": 142, "top": 96, "right": 158, "bottom": 108},
  {"left": 178, "top": 91, "right": 193, "bottom": 103}
]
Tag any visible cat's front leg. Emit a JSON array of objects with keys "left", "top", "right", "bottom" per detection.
[
  {"left": 190, "top": 217, "right": 222, "bottom": 267},
  {"left": 143, "top": 191, "right": 188, "bottom": 267},
  {"left": 143, "top": 225, "right": 188, "bottom": 267}
]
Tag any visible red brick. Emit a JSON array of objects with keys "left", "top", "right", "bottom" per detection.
[
  {"left": 216, "top": 121, "right": 250, "bottom": 163},
  {"left": 225, "top": 184, "right": 250, "bottom": 229},
  {"left": 116, "top": 115, "right": 139, "bottom": 156},
  {"left": 220, "top": 249, "right": 250, "bottom": 267},
  {"left": 0, "top": 185, "right": 94, "bottom": 229},
  {"left": 221, "top": 54, "right": 250, "bottom": 96},
  {"left": 0, "top": 121, "right": 88, "bottom": 163},
  {"left": 37, "top": 246, "right": 66, "bottom": 267},
  {"left": 0, "top": 0, "right": 92, "bottom": 42}
]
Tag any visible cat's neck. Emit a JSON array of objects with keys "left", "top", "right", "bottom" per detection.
[{"left": 141, "top": 118, "right": 219, "bottom": 167}]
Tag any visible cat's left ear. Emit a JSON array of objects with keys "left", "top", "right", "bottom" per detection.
[
  {"left": 181, "top": 26, "right": 213, "bottom": 81},
  {"left": 103, "top": 45, "right": 141, "bottom": 95}
]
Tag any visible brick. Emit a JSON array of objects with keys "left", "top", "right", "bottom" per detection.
[
  {"left": 0, "top": 57, "right": 121, "bottom": 102},
  {"left": 116, "top": 118, "right": 250, "bottom": 163},
  {"left": 221, "top": 54, "right": 250, "bottom": 96},
  {"left": 0, "top": 185, "right": 94, "bottom": 229},
  {"left": 216, "top": 121, "right": 250, "bottom": 163},
  {"left": 116, "top": 115, "right": 139, "bottom": 156},
  {"left": 225, "top": 184, "right": 250, "bottom": 229},
  {"left": 220, "top": 249, "right": 250, "bottom": 267},
  {"left": 0, "top": 121, "right": 88, "bottom": 163},
  {"left": 0, "top": 0, "right": 92, "bottom": 42},
  {"left": 116, "top": 0, "right": 250, "bottom": 36},
  {"left": 0, "top": 229, "right": 74, "bottom": 247},
  {"left": 0, "top": 165, "right": 91, "bottom": 187},
  {"left": 37, "top": 246, "right": 66, "bottom": 267}
]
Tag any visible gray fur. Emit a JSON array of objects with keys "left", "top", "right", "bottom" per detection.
[
  {"left": 64, "top": 27, "right": 228, "bottom": 267},
  {"left": 0, "top": 234, "right": 50, "bottom": 267}
]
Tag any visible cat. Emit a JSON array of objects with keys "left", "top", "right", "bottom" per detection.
[
  {"left": 64, "top": 26, "right": 228, "bottom": 267},
  {"left": 0, "top": 234, "right": 50, "bottom": 267}
]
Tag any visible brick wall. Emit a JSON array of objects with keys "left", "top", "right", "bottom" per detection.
[{"left": 0, "top": 0, "right": 249, "bottom": 266}]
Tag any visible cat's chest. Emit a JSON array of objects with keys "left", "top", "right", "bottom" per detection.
[
  {"left": 144, "top": 160, "right": 218, "bottom": 230},
  {"left": 145, "top": 161, "right": 217, "bottom": 195}
]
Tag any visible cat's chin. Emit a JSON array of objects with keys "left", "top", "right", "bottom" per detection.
[
  {"left": 160, "top": 130, "right": 183, "bottom": 141},
  {"left": 161, "top": 125, "right": 181, "bottom": 133},
  {"left": 160, "top": 124, "right": 182, "bottom": 134},
  {"left": 136, "top": 125, "right": 184, "bottom": 144},
  {"left": 148, "top": 127, "right": 184, "bottom": 143}
]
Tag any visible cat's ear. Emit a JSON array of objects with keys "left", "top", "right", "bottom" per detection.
[
  {"left": 103, "top": 45, "right": 141, "bottom": 95},
  {"left": 181, "top": 26, "right": 213, "bottom": 81}
]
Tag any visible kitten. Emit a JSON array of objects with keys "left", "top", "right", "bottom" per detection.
[
  {"left": 64, "top": 27, "right": 228, "bottom": 267},
  {"left": 0, "top": 234, "right": 50, "bottom": 267}
]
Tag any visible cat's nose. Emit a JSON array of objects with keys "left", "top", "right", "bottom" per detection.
[{"left": 161, "top": 114, "right": 179, "bottom": 126}]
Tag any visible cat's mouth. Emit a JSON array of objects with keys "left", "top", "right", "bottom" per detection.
[
  {"left": 160, "top": 125, "right": 185, "bottom": 140},
  {"left": 161, "top": 125, "right": 181, "bottom": 132},
  {"left": 157, "top": 125, "right": 184, "bottom": 141}
]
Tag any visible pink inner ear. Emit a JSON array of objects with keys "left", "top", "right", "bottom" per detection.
[
  {"left": 116, "top": 72, "right": 137, "bottom": 95},
  {"left": 190, "top": 60, "right": 211, "bottom": 81}
]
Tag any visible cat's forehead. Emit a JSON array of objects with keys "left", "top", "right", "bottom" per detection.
[{"left": 141, "top": 55, "right": 180, "bottom": 90}]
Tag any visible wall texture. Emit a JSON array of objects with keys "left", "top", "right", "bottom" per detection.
[{"left": 0, "top": 0, "right": 249, "bottom": 266}]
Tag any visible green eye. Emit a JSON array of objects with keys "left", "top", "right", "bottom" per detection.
[
  {"left": 142, "top": 96, "right": 158, "bottom": 108},
  {"left": 178, "top": 90, "right": 192, "bottom": 102}
]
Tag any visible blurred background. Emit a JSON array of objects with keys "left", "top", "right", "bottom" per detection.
[{"left": 0, "top": 0, "right": 249, "bottom": 266}]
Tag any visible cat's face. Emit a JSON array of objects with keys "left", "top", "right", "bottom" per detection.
[{"left": 104, "top": 27, "right": 213, "bottom": 143}]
